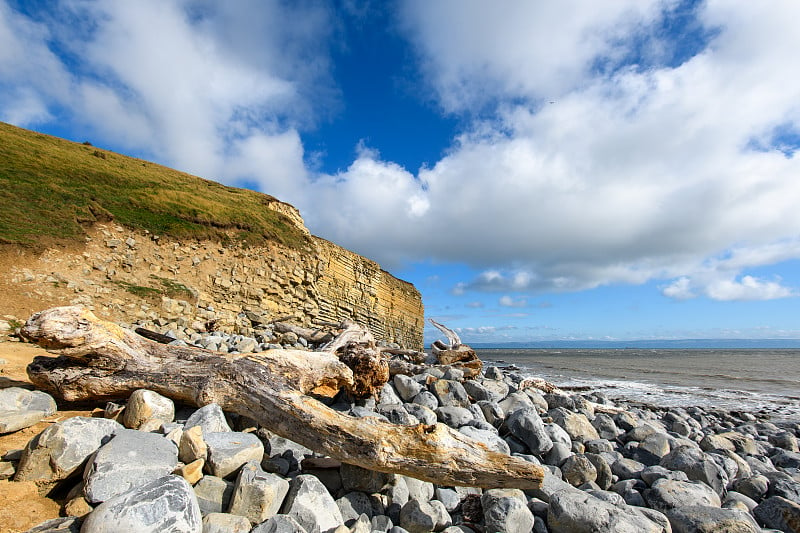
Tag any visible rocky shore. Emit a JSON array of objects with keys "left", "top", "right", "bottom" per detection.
[{"left": 2, "top": 325, "right": 800, "bottom": 533}]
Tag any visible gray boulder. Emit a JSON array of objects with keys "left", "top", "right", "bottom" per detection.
[
  {"left": 481, "top": 489, "right": 534, "bottom": 533},
  {"left": 462, "top": 380, "right": 500, "bottom": 403},
  {"left": 393, "top": 375, "right": 423, "bottom": 402},
  {"left": 411, "top": 391, "right": 439, "bottom": 411},
  {"left": 505, "top": 407, "right": 553, "bottom": 455},
  {"left": 664, "top": 505, "right": 760, "bottom": 533},
  {"left": 431, "top": 380, "right": 471, "bottom": 408},
  {"left": 0, "top": 387, "right": 57, "bottom": 434},
  {"left": 336, "top": 491, "right": 374, "bottom": 526},
  {"left": 185, "top": 404, "right": 232, "bottom": 434},
  {"left": 194, "top": 475, "right": 235, "bottom": 515},
  {"left": 403, "top": 475, "right": 435, "bottom": 502},
  {"left": 80, "top": 475, "right": 201, "bottom": 533},
  {"left": 643, "top": 478, "right": 722, "bottom": 512},
  {"left": 201, "top": 512, "right": 252, "bottom": 533},
  {"left": 754, "top": 496, "right": 800, "bottom": 532},
  {"left": 436, "top": 406, "right": 474, "bottom": 428},
  {"left": 251, "top": 514, "right": 309, "bottom": 533},
  {"left": 403, "top": 403, "right": 437, "bottom": 425},
  {"left": 561, "top": 455, "right": 597, "bottom": 487},
  {"left": 458, "top": 426, "right": 511, "bottom": 455},
  {"left": 498, "top": 392, "right": 535, "bottom": 417},
  {"left": 476, "top": 401, "right": 504, "bottom": 427},
  {"left": 280, "top": 474, "right": 344, "bottom": 533},
  {"left": 547, "top": 489, "right": 669, "bottom": 533},
  {"left": 399, "top": 499, "right": 450, "bottom": 533},
  {"left": 612, "top": 457, "right": 646, "bottom": 480},
  {"left": 227, "top": 460, "right": 290, "bottom": 525},
  {"left": 591, "top": 413, "right": 621, "bottom": 440},
  {"left": 341, "top": 463, "right": 394, "bottom": 493},
  {"left": 378, "top": 404, "right": 419, "bottom": 425},
  {"left": 732, "top": 474, "right": 769, "bottom": 501},
  {"left": 660, "top": 445, "right": 727, "bottom": 496},
  {"left": 83, "top": 428, "right": 178, "bottom": 503},
  {"left": 204, "top": 431, "right": 264, "bottom": 478},
  {"left": 121, "top": 389, "right": 174, "bottom": 430},
  {"left": 585, "top": 453, "right": 613, "bottom": 490},
  {"left": 15, "top": 417, "right": 120, "bottom": 482},
  {"left": 548, "top": 407, "right": 600, "bottom": 443},
  {"left": 379, "top": 383, "right": 404, "bottom": 406}
]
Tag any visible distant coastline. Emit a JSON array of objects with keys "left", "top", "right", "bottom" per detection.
[{"left": 467, "top": 338, "right": 800, "bottom": 349}]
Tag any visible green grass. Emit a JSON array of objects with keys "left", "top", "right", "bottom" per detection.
[
  {"left": 0, "top": 122, "right": 310, "bottom": 250},
  {"left": 111, "top": 281, "right": 163, "bottom": 299}
]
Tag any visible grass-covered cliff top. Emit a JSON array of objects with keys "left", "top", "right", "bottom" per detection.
[{"left": 0, "top": 122, "right": 309, "bottom": 250}]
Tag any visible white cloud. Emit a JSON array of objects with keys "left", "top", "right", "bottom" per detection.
[
  {"left": 706, "top": 275, "right": 795, "bottom": 301},
  {"left": 498, "top": 295, "right": 528, "bottom": 308},
  {"left": 662, "top": 277, "right": 695, "bottom": 300},
  {"left": 4, "top": 1, "right": 800, "bottom": 304}
]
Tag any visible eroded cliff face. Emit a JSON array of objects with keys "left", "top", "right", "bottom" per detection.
[{"left": 2, "top": 223, "right": 424, "bottom": 349}]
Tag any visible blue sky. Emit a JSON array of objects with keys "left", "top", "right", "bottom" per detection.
[{"left": 3, "top": 1, "right": 800, "bottom": 345}]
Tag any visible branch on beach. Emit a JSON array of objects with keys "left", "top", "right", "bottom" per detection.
[{"left": 21, "top": 306, "right": 544, "bottom": 489}]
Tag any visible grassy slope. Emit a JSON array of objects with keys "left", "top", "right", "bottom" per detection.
[{"left": 0, "top": 122, "right": 309, "bottom": 250}]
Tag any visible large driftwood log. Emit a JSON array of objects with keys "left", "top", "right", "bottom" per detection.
[{"left": 21, "top": 306, "right": 544, "bottom": 489}]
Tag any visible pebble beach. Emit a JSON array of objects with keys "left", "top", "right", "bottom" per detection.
[{"left": 1, "top": 323, "right": 799, "bottom": 533}]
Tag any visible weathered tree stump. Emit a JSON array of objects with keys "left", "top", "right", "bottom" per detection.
[{"left": 21, "top": 306, "right": 544, "bottom": 489}]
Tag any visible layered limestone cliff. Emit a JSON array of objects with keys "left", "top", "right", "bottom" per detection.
[{"left": 2, "top": 222, "right": 424, "bottom": 349}]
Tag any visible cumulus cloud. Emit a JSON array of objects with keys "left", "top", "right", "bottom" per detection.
[
  {"left": 311, "top": 1, "right": 800, "bottom": 301},
  {"left": 499, "top": 295, "right": 528, "bottom": 308},
  {"left": 3, "top": 1, "right": 800, "bottom": 304},
  {"left": 0, "top": 0, "right": 328, "bottom": 202}
]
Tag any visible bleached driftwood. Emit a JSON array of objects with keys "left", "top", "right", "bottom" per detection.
[{"left": 21, "top": 306, "right": 544, "bottom": 489}]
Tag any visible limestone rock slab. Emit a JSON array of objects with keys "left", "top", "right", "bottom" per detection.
[
  {"left": 83, "top": 428, "right": 178, "bottom": 503},
  {"left": 80, "top": 475, "right": 201, "bottom": 533}
]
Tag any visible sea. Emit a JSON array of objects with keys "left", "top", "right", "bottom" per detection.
[{"left": 476, "top": 348, "right": 800, "bottom": 422}]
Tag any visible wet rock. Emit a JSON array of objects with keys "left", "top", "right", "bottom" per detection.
[{"left": 81, "top": 475, "right": 201, "bottom": 533}]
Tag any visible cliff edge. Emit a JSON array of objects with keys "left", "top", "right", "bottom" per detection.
[{"left": 0, "top": 122, "right": 423, "bottom": 349}]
